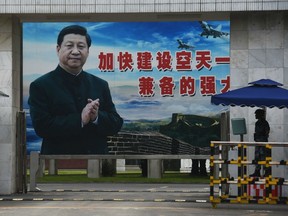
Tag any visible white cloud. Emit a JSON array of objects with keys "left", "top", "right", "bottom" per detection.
[
  {"left": 165, "top": 104, "right": 188, "bottom": 113},
  {"left": 23, "top": 41, "right": 58, "bottom": 75}
]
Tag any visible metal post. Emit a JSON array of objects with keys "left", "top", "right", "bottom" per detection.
[{"left": 16, "top": 111, "right": 27, "bottom": 193}]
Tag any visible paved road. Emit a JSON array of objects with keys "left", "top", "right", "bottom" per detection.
[{"left": 0, "top": 183, "right": 287, "bottom": 216}]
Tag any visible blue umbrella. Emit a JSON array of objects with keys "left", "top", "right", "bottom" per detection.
[{"left": 211, "top": 79, "right": 288, "bottom": 109}]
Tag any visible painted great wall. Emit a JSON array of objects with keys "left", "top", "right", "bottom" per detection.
[{"left": 107, "top": 131, "right": 210, "bottom": 155}]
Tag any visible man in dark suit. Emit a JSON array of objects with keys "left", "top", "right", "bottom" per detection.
[{"left": 28, "top": 25, "right": 123, "bottom": 154}]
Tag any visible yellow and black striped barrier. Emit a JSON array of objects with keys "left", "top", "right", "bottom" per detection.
[{"left": 210, "top": 141, "right": 288, "bottom": 208}]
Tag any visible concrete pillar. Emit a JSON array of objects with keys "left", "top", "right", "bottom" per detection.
[
  {"left": 29, "top": 151, "right": 39, "bottom": 192},
  {"left": 48, "top": 159, "right": 57, "bottom": 175},
  {"left": 0, "top": 15, "right": 21, "bottom": 194},
  {"left": 87, "top": 159, "right": 101, "bottom": 178},
  {"left": 180, "top": 159, "right": 192, "bottom": 173},
  {"left": 116, "top": 159, "right": 125, "bottom": 172},
  {"left": 37, "top": 159, "right": 45, "bottom": 177},
  {"left": 147, "top": 159, "right": 163, "bottom": 178}
]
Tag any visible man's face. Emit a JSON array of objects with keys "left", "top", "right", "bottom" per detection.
[
  {"left": 57, "top": 33, "right": 89, "bottom": 74},
  {"left": 255, "top": 112, "right": 263, "bottom": 119},
  {"left": 255, "top": 112, "right": 259, "bottom": 119}
]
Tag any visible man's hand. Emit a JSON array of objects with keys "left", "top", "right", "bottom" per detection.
[
  {"left": 81, "top": 98, "right": 100, "bottom": 126},
  {"left": 88, "top": 98, "right": 100, "bottom": 122}
]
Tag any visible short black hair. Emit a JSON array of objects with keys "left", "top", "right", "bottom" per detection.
[
  {"left": 255, "top": 109, "right": 265, "bottom": 116},
  {"left": 57, "top": 25, "right": 92, "bottom": 47}
]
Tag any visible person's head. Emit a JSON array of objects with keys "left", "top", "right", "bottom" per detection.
[
  {"left": 56, "top": 25, "right": 92, "bottom": 74},
  {"left": 255, "top": 109, "right": 265, "bottom": 119}
]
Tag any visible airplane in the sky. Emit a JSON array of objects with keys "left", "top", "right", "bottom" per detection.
[
  {"left": 177, "top": 39, "right": 195, "bottom": 50},
  {"left": 199, "top": 21, "right": 229, "bottom": 38}
]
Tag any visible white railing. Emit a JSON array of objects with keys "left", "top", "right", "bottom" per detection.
[{"left": 29, "top": 152, "right": 209, "bottom": 192}]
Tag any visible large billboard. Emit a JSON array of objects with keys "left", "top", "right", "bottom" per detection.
[{"left": 23, "top": 21, "right": 230, "bottom": 155}]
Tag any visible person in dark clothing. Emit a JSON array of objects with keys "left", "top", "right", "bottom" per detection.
[
  {"left": 28, "top": 25, "right": 123, "bottom": 154},
  {"left": 250, "top": 109, "right": 270, "bottom": 177}
]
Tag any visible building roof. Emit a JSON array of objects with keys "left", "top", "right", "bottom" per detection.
[{"left": 0, "top": 1, "right": 287, "bottom": 15}]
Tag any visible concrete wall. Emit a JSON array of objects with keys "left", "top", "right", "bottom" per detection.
[
  {"left": 0, "top": 15, "right": 21, "bottom": 194},
  {"left": 230, "top": 11, "right": 288, "bottom": 142},
  {"left": 230, "top": 11, "right": 288, "bottom": 178}
]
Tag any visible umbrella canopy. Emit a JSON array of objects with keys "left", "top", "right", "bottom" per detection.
[{"left": 211, "top": 79, "right": 288, "bottom": 109}]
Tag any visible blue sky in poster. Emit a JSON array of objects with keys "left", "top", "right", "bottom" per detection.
[{"left": 23, "top": 21, "right": 230, "bottom": 121}]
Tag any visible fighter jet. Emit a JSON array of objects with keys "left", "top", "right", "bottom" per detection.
[
  {"left": 177, "top": 39, "right": 195, "bottom": 50},
  {"left": 199, "top": 21, "right": 229, "bottom": 38}
]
